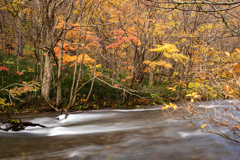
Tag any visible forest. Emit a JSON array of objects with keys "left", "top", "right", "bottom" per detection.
[{"left": 0, "top": 0, "right": 240, "bottom": 114}]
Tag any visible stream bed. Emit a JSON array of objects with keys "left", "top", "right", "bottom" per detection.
[{"left": 0, "top": 100, "right": 240, "bottom": 160}]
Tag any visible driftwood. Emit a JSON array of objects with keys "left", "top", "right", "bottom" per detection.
[
  {"left": 0, "top": 114, "right": 47, "bottom": 131},
  {"left": 56, "top": 109, "right": 69, "bottom": 120},
  {"left": 0, "top": 109, "right": 69, "bottom": 131}
]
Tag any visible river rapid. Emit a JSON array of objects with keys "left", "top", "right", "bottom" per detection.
[{"left": 0, "top": 100, "right": 240, "bottom": 160}]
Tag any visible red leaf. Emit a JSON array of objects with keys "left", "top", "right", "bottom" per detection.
[
  {"left": 0, "top": 66, "right": 9, "bottom": 71},
  {"left": 16, "top": 71, "right": 24, "bottom": 75}
]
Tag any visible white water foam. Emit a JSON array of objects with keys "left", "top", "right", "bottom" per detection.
[
  {"left": 100, "top": 107, "right": 163, "bottom": 112},
  {"left": 48, "top": 123, "right": 142, "bottom": 136},
  {"left": 21, "top": 122, "right": 142, "bottom": 136},
  {"left": 20, "top": 112, "right": 144, "bottom": 136},
  {"left": 178, "top": 130, "right": 205, "bottom": 138}
]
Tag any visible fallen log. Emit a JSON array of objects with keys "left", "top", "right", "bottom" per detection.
[{"left": 0, "top": 114, "right": 47, "bottom": 131}]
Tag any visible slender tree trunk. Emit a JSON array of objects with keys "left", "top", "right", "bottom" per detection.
[
  {"left": 14, "top": 26, "right": 24, "bottom": 57},
  {"left": 56, "top": 2, "right": 73, "bottom": 107},
  {"left": 183, "top": 52, "right": 193, "bottom": 98},
  {"left": 69, "top": 2, "right": 95, "bottom": 108},
  {"left": 177, "top": 64, "right": 184, "bottom": 100},
  {"left": 86, "top": 55, "right": 97, "bottom": 102}
]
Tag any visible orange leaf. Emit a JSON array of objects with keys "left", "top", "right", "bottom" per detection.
[
  {"left": 201, "top": 124, "right": 207, "bottom": 129},
  {"left": 198, "top": 78, "right": 204, "bottom": 82},
  {"left": 223, "top": 85, "right": 232, "bottom": 91},
  {"left": 235, "top": 64, "right": 240, "bottom": 74},
  {"left": 236, "top": 125, "right": 239, "bottom": 130},
  {"left": 180, "top": 81, "right": 183, "bottom": 85},
  {"left": 121, "top": 79, "right": 126, "bottom": 82},
  {"left": 126, "top": 76, "right": 133, "bottom": 79},
  {"left": 114, "top": 84, "right": 119, "bottom": 87}
]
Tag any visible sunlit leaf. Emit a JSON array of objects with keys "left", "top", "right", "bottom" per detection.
[{"left": 225, "top": 51, "right": 230, "bottom": 57}]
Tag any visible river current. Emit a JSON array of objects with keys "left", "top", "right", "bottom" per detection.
[{"left": 0, "top": 100, "right": 240, "bottom": 159}]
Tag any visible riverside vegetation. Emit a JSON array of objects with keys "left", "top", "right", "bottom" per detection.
[{"left": 0, "top": 0, "right": 240, "bottom": 113}]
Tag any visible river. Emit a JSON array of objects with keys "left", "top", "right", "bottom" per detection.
[{"left": 0, "top": 100, "right": 240, "bottom": 160}]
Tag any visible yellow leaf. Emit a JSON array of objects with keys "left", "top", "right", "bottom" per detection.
[
  {"left": 201, "top": 124, "right": 207, "bottom": 129},
  {"left": 193, "top": 95, "right": 201, "bottom": 99},
  {"left": 185, "top": 94, "right": 192, "bottom": 97},
  {"left": 192, "top": 92, "right": 198, "bottom": 96},
  {"left": 188, "top": 105, "right": 191, "bottom": 109},
  {"left": 210, "top": 48, "right": 215, "bottom": 52},
  {"left": 191, "top": 99, "right": 194, "bottom": 103},
  {"left": 172, "top": 104, "right": 177, "bottom": 110},
  {"left": 136, "top": 105, "right": 140, "bottom": 108}
]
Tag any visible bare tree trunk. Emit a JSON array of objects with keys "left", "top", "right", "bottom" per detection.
[
  {"left": 14, "top": 10, "right": 25, "bottom": 57},
  {"left": 41, "top": 50, "right": 52, "bottom": 100},
  {"left": 14, "top": 26, "right": 24, "bottom": 57},
  {"left": 41, "top": 0, "right": 63, "bottom": 102},
  {"left": 56, "top": 2, "right": 73, "bottom": 107},
  {"left": 183, "top": 52, "right": 193, "bottom": 98},
  {"left": 86, "top": 55, "right": 97, "bottom": 102},
  {"left": 177, "top": 64, "right": 184, "bottom": 100}
]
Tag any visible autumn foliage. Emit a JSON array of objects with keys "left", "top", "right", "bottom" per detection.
[{"left": 0, "top": 0, "right": 240, "bottom": 114}]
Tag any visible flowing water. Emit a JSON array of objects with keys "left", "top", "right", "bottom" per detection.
[{"left": 0, "top": 100, "right": 240, "bottom": 160}]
